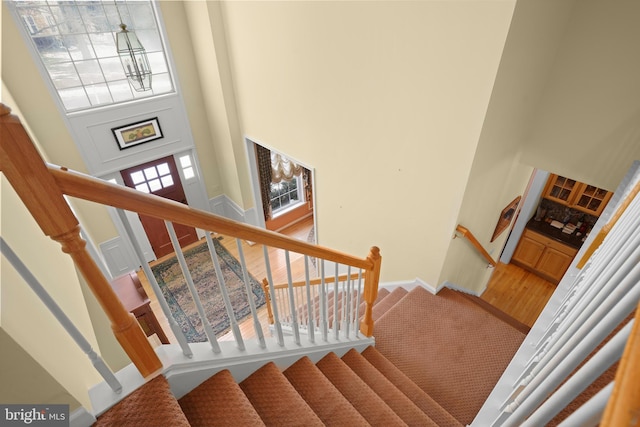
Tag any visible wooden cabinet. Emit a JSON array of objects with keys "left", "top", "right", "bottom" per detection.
[
  {"left": 512, "top": 229, "right": 578, "bottom": 284},
  {"left": 543, "top": 174, "right": 612, "bottom": 216},
  {"left": 572, "top": 184, "right": 612, "bottom": 216}
]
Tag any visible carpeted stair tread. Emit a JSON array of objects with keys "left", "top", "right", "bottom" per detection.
[
  {"left": 374, "top": 286, "right": 526, "bottom": 425},
  {"left": 284, "top": 356, "right": 369, "bottom": 426},
  {"left": 240, "top": 362, "right": 324, "bottom": 426},
  {"left": 179, "top": 369, "right": 265, "bottom": 426},
  {"left": 316, "top": 352, "right": 408, "bottom": 427},
  {"left": 372, "top": 287, "right": 409, "bottom": 321},
  {"left": 362, "top": 346, "right": 464, "bottom": 427},
  {"left": 93, "top": 375, "right": 190, "bottom": 427},
  {"left": 342, "top": 348, "right": 438, "bottom": 427}
]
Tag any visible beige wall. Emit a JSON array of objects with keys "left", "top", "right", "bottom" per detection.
[
  {"left": 0, "top": 330, "right": 82, "bottom": 411},
  {"left": 158, "top": 1, "right": 226, "bottom": 202},
  {"left": 439, "top": 0, "right": 577, "bottom": 292},
  {"left": 0, "top": 178, "right": 102, "bottom": 409},
  {"left": 1, "top": 3, "right": 118, "bottom": 246},
  {"left": 521, "top": 0, "right": 640, "bottom": 191},
  {"left": 215, "top": 0, "right": 516, "bottom": 284}
]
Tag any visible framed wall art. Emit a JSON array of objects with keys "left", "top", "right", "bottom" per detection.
[
  {"left": 491, "top": 195, "right": 521, "bottom": 242},
  {"left": 112, "top": 117, "right": 163, "bottom": 150}
]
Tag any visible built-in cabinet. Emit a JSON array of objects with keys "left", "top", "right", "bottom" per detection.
[
  {"left": 543, "top": 174, "right": 613, "bottom": 216},
  {"left": 512, "top": 229, "right": 578, "bottom": 284}
]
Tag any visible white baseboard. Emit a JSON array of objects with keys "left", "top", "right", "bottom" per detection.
[
  {"left": 70, "top": 406, "right": 96, "bottom": 427},
  {"left": 440, "top": 280, "right": 487, "bottom": 297},
  {"left": 379, "top": 278, "right": 439, "bottom": 295},
  {"left": 209, "top": 195, "right": 259, "bottom": 227}
]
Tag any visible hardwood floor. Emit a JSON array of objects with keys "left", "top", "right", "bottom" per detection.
[
  {"left": 138, "top": 215, "right": 316, "bottom": 345},
  {"left": 139, "top": 217, "right": 554, "bottom": 347},
  {"left": 481, "top": 262, "right": 556, "bottom": 328}
]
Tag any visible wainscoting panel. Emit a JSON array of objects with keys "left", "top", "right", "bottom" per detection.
[{"left": 99, "top": 237, "right": 138, "bottom": 277}]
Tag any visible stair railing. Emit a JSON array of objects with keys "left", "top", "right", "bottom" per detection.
[
  {"left": 0, "top": 104, "right": 162, "bottom": 378},
  {"left": 0, "top": 237, "right": 123, "bottom": 394},
  {"left": 471, "top": 164, "right": 640, "bottom": 427},
  {"left": 261, "top": 272, "right": 363, "bottom": 337},
  {"left": 455, "top": 224, "right": 497, "bottom": 267},
  {"left": 0, "top": 104, "right": 382, "bottom": 380}
]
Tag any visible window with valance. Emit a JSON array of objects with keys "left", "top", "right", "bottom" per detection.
[{"left": 255, "top": 145, "right": 311, "bottom": 221}]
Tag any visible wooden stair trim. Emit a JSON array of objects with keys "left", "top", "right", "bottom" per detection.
[{"left": 450, "top": 288, "right": 531, "bottom": 334}]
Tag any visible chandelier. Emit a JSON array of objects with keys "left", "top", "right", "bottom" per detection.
[{"left": 115, "top": 5, "right": 152, "bottom": 91}]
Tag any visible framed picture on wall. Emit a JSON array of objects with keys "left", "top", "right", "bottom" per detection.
[
  {"left": 491, "top": 195, "right": 521, "bottom": 242},
  {"left": 112, "top": 117, "right": 163, "bottom": 150}
]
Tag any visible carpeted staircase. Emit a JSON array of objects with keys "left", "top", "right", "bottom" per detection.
[{"left": 93, "top": 286, "right": 527, "bottom": 426}]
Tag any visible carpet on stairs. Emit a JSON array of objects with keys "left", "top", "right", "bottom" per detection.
[
  {"left": 93, "top": 375, "right": 190, "bottom": 427},
  {"left": 179, "top": 369, "right": 265, "bottom": 426},
  {"left": 317, "top": 352, "right": 409, "bottom": 426},
  {"left": 361, "top": 346, "right": 464, "bottom": 427},
  {"left": 374, "top": 286, "right": 526, "bottom": 425},
  {"left": 283, "top": 356, "right": 369, "bottom": 426},
  {"left": 240, "top": 361, "right": 324, "bottom": 426},
  {"left": 341, "top": 348, "right": 438, "bottom": 427},
  {"left": 371, "top": 287, "right": 408, "bottom": 321}
]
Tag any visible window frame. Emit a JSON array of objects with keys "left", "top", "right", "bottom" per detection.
[
  {"left": 8, "top": 0, "right": 175, "bottom": 113},
  {"left": 269, "top": 174, "right": 305, "bottom": 217}
]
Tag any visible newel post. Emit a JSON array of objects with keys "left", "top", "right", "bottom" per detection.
[
  {"left": 360, "top": 246, "right": 381, "bottom": 337},
  {"left": 0, "top": 104, "right": 162, "bottom": 378}
]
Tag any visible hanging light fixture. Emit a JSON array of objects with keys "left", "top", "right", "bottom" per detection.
[{"left": 115, "top": 3, "right": 152, "bottom": 92}]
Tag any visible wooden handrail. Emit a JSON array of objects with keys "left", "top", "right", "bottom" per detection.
[
  {"left": 261, "top": 273, "right": 361, "bottom": 325},
  {"left": 577, "top": 179, "right": 640, "bottom": 269},
  {"left": 360, "top": 247, "right": 382, "bottom": 336},
  {"left": 271, "top": 272, "right": 361, "bottom": 290},
  {"left": 0, "top": 102, "right": 381, "bottom": 340},
  {"left": 48, "top": 165, "right": 373, "bottom": 271},
  {"left": 455, "top": 224, "right": 497, "bottom": 267},
  {"left": 600, "top": 301, "right": 640, "bottom": 426},
  {"left": 0, "top": 105, "right": 162, "bottom": 378}
]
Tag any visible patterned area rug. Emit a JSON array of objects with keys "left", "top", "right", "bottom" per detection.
[{"left": 151, "top": 237, "right": 266, "bottom": 342}]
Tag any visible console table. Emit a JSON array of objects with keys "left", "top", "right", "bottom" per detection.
[{"left": 110, "top": 271, "right": 170, "bottom": 345}]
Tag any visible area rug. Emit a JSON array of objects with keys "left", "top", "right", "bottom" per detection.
[{"left": 151, "top": 236, "right": 266, "bottom": 342}]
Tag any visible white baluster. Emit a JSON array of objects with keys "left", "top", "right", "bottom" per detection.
[
  {"left": 284, "top": 250, "right": 300, "bottom": 345},
  {"left": 501, "top": 261, "right": 640, "bottom": 427},
  {"left": 522, "top": 321, "right": 631, "bottom": 427},
  {"left": 556, "top": 383, "right": 613, "bottom": 427},
  {"left": 355, "top": 270, "right": 363, "bottom": 337},
  {"left": 344, "top": 266, "right": 352, "bottom": 338},
  {"left": 320, "top": 261, "right": 328, "bottom": 341},
  {"left": 235, "top": 238, "right": 266, "bottom": 348},
  {"left": 263, "top": 245, "right": 284, "bottom": 346},
  {"left": 206, "top": 233, "right": 245, "bottom": 351},
  {"left": 116, "top": 210, "right": 192, "bottom": 357},
  {"left": 166, "top": 222, "right": 220, "bottom": 354},
  {"left": 304, "top": 255, "right": 315, "bottom": 343},
  {"left": 334, "top": 263, "right": 340, "bottom": 340},
  {"left": 0, "top": 237, "right": 123, "bottom": 393}
]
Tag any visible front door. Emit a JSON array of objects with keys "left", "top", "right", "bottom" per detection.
[{"left": 121, "top": 156, "right": 199, "bottom": 258}]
